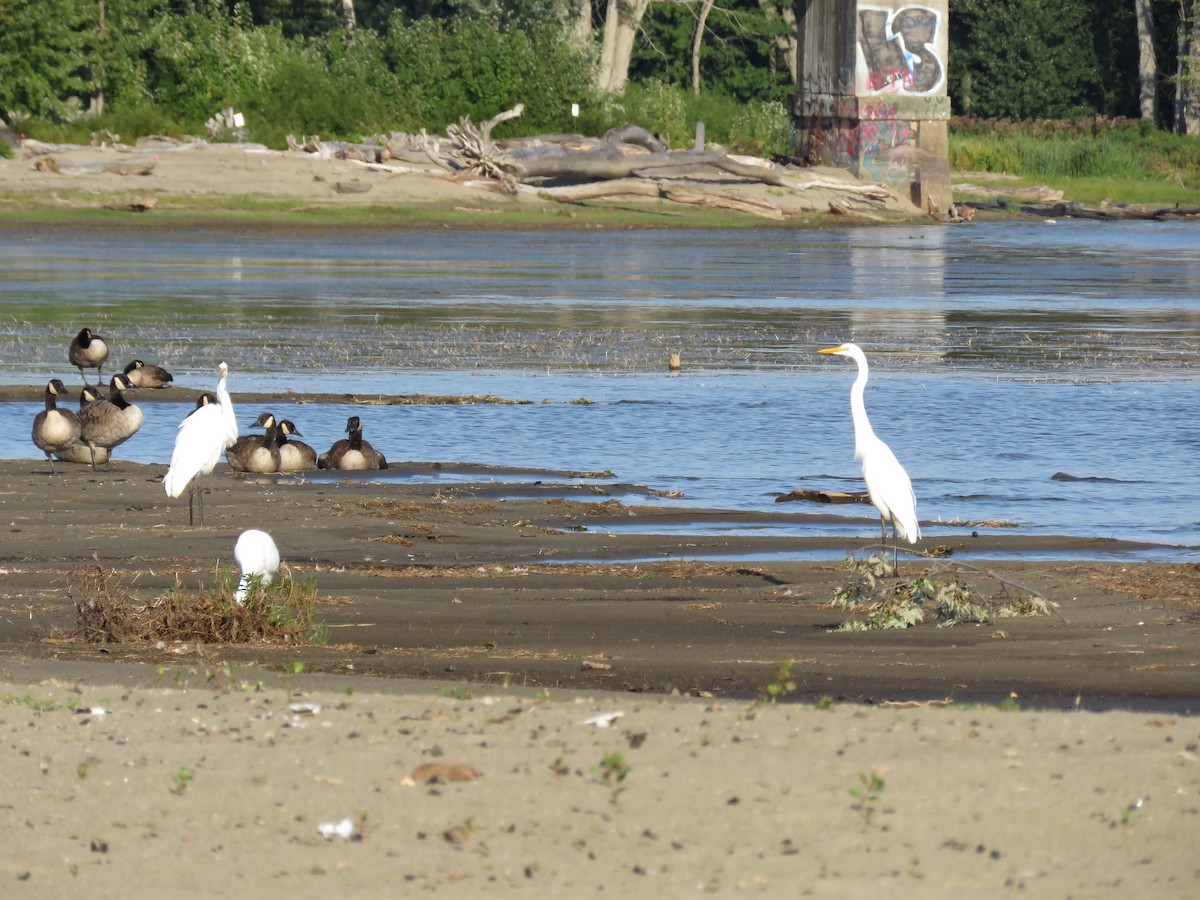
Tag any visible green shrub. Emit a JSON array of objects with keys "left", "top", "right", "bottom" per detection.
[{"left": 727, "top": 99, "right": 792, "bottom": 158}]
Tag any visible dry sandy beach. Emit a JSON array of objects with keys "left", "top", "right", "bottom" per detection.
[{"left": 0, "top": 142, "right": 1198, "bottom": 895}]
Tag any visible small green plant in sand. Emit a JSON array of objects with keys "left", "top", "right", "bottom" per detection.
[
  {"left": 63, "top": 563, "right": 325, "bottom": 645},
  {"left": 597, "top": 752, "right": 631, "bottom": 805},
  {"left": 440, "top": 686, "right": 473, "bottom": 701},
  {"left": 758, "top": 660, "right": 797, "bottom": 704},
  {"left": 832, "top": 554, "right": 1055, "bottom": 631},
  {"left": 1, "top": 692, "right": 67, "bottom": 713},
  {"left": 815, "top": 695, "right": 836, "bottom": 711},
  {"left": 171, "top": 767, "right": 194, "bottom": 795},
  {"left": 849, "top": 771, "right": 886, "bottom": 826}
]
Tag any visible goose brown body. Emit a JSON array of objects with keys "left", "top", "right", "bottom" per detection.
[
  {"left": 77, "top": 374, "right": 143, "bottom": 470},
  {"left": 317, "top": 416, "right": 387, "bottom": 471},
  {"left": 69, "top": 328, "right": 109, "bottom": 383},
  {"left": 122, "top": 359, "right": 174, "bottom": 388},
  {"left": 225, "top": 413, "right": 283, "bottom": 473},
  {"left": 31, "top": 379, "right": 81, "bottom": 472},
  {"left": 275, "top": 420, "right": 317, "bottom": 471}
]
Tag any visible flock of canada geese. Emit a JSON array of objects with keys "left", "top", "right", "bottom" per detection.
[{"left": 31, "top": 328, "right": 389, "bottom": 527}]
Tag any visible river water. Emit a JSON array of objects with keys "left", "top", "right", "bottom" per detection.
[{"left": 1, "top": 220, "right": 1196, "bottom": 559}]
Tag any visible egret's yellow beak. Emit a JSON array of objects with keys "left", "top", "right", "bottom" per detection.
[{"left": 817, "top": 346, "right": 841, "bottom": 355}]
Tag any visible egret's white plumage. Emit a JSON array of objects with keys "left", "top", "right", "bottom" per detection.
[
  {"left": 163, "top": 362, "right": 238, "bottom": 527},
  {"left": 233, "top": 529, "right": 280, "bottom": 604},
  {"left": 819, "top": 342, "right": 920, "bottom": 574}
]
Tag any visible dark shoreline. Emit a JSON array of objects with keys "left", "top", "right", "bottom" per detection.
[{"left": 0, "top": 458, "right": 1196, "bottom": 712}]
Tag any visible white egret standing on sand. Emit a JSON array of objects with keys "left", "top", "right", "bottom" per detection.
[
  {"left": 233, "top": 529, "right": 280, "bottom": 604},
  {"left": 163, "top": 362, "right": 239, "bottom": 527},
  {"left": 818, "top": 342, "right": 920, "bottom": 574}
]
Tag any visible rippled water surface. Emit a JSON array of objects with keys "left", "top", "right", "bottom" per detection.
[{"left": 1, "top": 221, "right": 1196, "bottom": 558}]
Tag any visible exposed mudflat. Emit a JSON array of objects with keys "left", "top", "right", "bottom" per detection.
[{"left": 2, "top": 440, "right": 1199, "bottom": 896}]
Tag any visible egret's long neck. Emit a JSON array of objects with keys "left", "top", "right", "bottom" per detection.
[{"left": 848, "top": 358, "right": 877, "bottom": 460}]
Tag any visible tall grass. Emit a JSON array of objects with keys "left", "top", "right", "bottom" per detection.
[{"left": 950, "top": 116, "right": 1200, "bottom": 187}]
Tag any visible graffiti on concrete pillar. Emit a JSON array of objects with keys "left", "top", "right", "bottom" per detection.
[{"left": 858, "top": 5, "right": 943, "bottom": 95}]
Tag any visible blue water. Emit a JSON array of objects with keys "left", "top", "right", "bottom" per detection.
[{"left": 1, "top": 221, "right": 1197, "bottom": 559}]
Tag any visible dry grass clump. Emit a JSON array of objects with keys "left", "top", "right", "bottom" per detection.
[{"left": 64, "top": 563, "right": 323, "bottom": 645}]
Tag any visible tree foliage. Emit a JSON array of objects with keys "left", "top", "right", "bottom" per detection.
[
  {"left": 2, "top": 0, "right": 1198, "bottom": 144},
  {"left": 630, "top": 0, "right": 793, "bottom": 104}
]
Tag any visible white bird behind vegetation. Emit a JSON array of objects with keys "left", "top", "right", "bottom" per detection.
[
  {"left": 818, "top": 342, "right": 920, "bottom": 574},
  {"left": 163, "top": 362, "right": 239, "bottom": 527},
  {"left": 234, "top": 529, "right": 280, "bottom": 604}
]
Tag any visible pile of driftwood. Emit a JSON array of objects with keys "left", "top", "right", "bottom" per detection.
[{"left": 287, "top": 103, "right": 903, "bottom": 221}]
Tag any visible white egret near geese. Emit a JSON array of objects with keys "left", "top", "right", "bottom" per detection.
[
  {"left": 818, "top": 342, "right": 921, "bottom": 574},
  {"left": 233, "top": 529, "right": 280, "bottom": 604},
  {"left": 163, "top": 362, "right": 239, "bottom": 527}
]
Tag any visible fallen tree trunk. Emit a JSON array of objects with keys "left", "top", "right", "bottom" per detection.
[
  {"left": 530, "top": 178, "right": 785, "bottom": 220},
  {"left": 506, "top": 148, "right": 893, "bottom": 206}
]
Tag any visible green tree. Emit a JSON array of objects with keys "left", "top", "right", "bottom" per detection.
[
  {"left": 950, "top": 0, "right": 1103, "bottom": 119},
  {"left": 630, "top": 0, "right": 792, "bottom": 104},
  {"left": 0, "top": 0, "right": 96, "bottom": 119}
]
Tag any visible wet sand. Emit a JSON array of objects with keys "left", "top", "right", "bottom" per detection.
[
  {"left": 3, "top": 143, "right": 1199, "bottom": 892},
  {"left": 1, "top": 455, "right": 1199, "bottom": 895}
]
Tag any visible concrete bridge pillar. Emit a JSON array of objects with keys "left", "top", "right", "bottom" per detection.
[{"left": 794, "top": 1, "right": 952, "bottom": 214}]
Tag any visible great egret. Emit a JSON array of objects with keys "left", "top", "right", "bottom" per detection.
[
  {"left": 276, "top": 420, "right": 317, "bottom": 472},
  {"left": 818, "top": 342, "right": 920, "bottom": 574},
  {"left": 77, "top": 373, "right": 143, "bottom": 471},
  {"left": 317, "top": 415, "right": 388, "bottom": 470},
  {"left": 31, "top": 379, "right": 81, "bottom": 474},
  {"left": 163, "top": 362, "right": 238, "bottom": 527},
  {"left": 225, "top": 412, "right": 282, "bottom": 473},
  {"left": 122, "top": 359, "right": 174, "bottom": 388},
  {"left": 69, "top": 328, "right": 109, "bottom": 384},
  {"left": 233, "top": 529, "right": 280, "bottom": 605}
]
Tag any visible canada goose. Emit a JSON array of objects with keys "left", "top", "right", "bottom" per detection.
[
  {"left": 191, "top": 391, "right": 218, "bottom": 412},
  {"left": 31, "top": 379, "right": 81, "bottom": 473},
  {"left": 77, "top": 373, "right": 143, "bottom": 471},
  {"left": 233, "top": 529, "right": 280, "bottom": 605},
  {"left": 122, "top": 359, "right": 174, "bottom": 389},
  {"left": 54, "top": 386, "right": 109, "bottom": 466},
  {"left": 164, "top": 362, "right": 239, "bottom": 527},
  {"left": 275, "top": 420, "right": 317, "bottom": 471},
  {"left": 317, "top": 416, "right": 388, "bottom": 470},
  {"left": 69, "top": 328, "right": 110, "bottom": 383},
  {"left": 225, "top": 412, "right": 282, "bottom": 473}
]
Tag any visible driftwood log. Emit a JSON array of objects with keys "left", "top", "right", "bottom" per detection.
[{"left": 281, "top": 103, "right": 908, "bottom": 217}]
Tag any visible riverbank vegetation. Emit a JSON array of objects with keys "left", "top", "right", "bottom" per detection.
[
  {"left": 1, "top": 1, "right": 1197, "bottom": 202},
  {"left": 950, "top": 116, "right": 1200, "bottom": 202}
]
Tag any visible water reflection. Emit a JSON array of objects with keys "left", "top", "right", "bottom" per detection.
[{"left": 0, "top": 222, "right": 1196, "bottom": 558}]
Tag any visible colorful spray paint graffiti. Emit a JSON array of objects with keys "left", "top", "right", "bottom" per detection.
[{"left": 858, "top": 5, "right": 944, "bottom": 95}]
